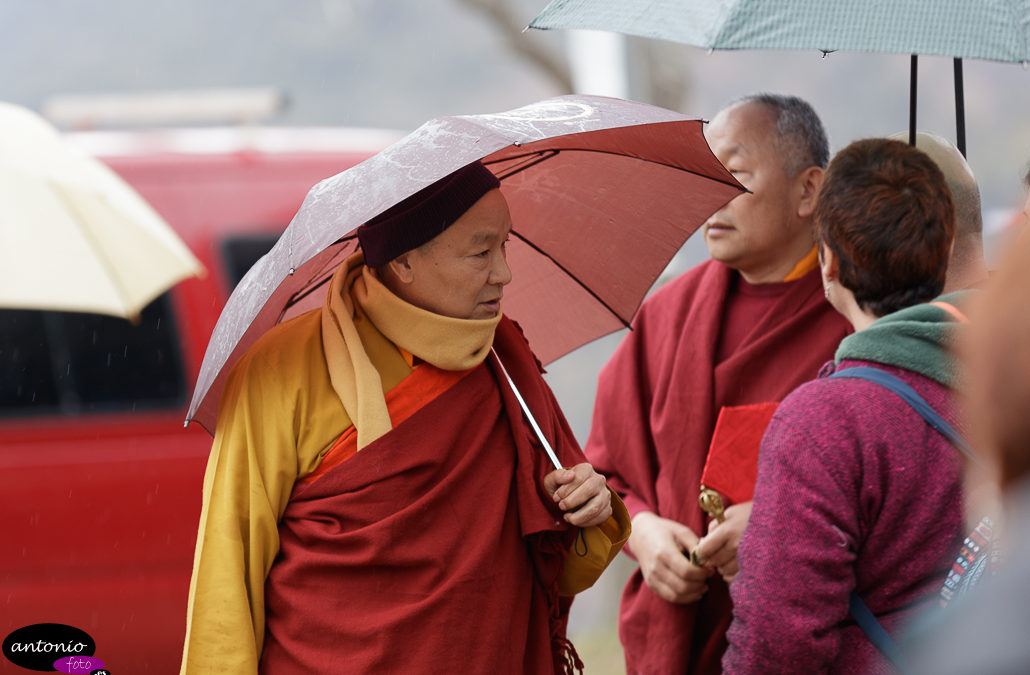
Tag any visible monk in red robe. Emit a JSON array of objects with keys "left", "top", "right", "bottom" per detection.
[
  {"left": 586, "top": 95, "right": 851, "bottom": 674},
  {"left": 180, "top": 161, "right": 630, "bottom": 674}
]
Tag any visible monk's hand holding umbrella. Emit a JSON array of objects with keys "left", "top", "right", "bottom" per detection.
[
  {"left": 492, "top": 341, "right": 614, "bottom": 529},
  {"left": 545, "top": 463, "right": 613, "bottom": 527}
]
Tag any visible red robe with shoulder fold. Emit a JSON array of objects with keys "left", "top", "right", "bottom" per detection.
[
  {"left": 259, "top": 317, "right": 583, "bottom": 674},
  {"left": 587, "top": 261, "right": 851, "bottom": 674}
]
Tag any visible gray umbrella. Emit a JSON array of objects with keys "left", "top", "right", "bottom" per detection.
[{"left": 530, "top": 0, "right": 1030, "bottom": 155}]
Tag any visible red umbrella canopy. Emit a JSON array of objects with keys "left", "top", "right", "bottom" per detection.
[{"left": 187, "top": 95, "right": 744, "bottom": 432}]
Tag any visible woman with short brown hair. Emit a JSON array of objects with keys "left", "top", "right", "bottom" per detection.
[{"left": 724, "top": 138, "right": 966, "bottom": 674}]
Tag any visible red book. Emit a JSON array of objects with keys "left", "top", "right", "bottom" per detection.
[{"left": 700, "top": 402, "right": 779, "bottom": 506}]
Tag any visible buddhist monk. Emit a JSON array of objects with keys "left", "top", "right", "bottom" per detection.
[
  {"left": 586, "top": 94, "right": 851, "bottom": 674},
  {"left": 180, "top": 161, "right": 630, "bottom": 674}
]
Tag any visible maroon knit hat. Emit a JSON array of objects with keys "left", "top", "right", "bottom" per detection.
[{"left": 357, "top": 160, "right": 501, "bottom": 267}]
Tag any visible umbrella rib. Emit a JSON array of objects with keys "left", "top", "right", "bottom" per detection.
[
  {"left": 508, "top": 227, "right": 632, "bottom": 330},
  {"left": 487, "top": 149, "right": 558, "bottom": 180},
  {"left": 52, "top": 185, "right": 140, "bottom": 319},
  {"left": 487, "top": 145, "right": 742, "bottom": 334},
  {"left": 278, "top": 236, "right": 358, "bottom": 321},
  {"left": 486, "top": 147, "right": 745, "bottom": 192}
]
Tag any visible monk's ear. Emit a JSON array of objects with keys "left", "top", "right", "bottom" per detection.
[
  {"left": 795, "top": 166, "right": 824, "bottom": 219},
  {"left": 385, "top": 252, "right": 415, "bottom": 285}
]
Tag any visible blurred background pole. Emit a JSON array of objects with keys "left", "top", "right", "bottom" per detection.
[
  {"left": 954, "top": 57, "right": 966, "bottom": 157},
  {"left": 909, "top": 54, "right": 918, "bottom": 146},
  {"left": 566, "top": 29, "right": 630, "bottom": 99}
]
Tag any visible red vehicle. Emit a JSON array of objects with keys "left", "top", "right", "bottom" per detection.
[{"left": 0, "top": 125, "right": 399, "bottom": 673}]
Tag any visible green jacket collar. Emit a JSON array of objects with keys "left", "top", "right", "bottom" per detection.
[{"left": 834, "top": 291, "right": 972, "bottom": 388}]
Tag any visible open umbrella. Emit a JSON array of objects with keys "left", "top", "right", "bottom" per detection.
[
  {"left": 0, "top": 102, "right": 204, "bottom": 319},
  {"left": 186, "top": 94, "right": 744, "bottom": 432},
  {"left": 530, "top": 0, "right": 1030, "bottom": 156}
]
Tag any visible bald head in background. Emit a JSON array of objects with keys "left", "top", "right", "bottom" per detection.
[{"left": 888, "top": 131, "right": 989, "bottom": 292}]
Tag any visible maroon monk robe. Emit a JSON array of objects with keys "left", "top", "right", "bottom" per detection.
[
  {"left": 587, "top": 261, "right": 851, "bottom": 674},
  {"left": 260, "top": 317, "right": 585, "bottom": 674}
]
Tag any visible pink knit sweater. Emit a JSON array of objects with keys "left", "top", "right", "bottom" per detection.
[{"left": 723, "top": 359, "right": 965, "bottom": 674}]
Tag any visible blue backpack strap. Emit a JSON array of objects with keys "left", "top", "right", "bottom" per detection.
[
  {"left": 829, "top": 365, "right": 979, "bottom": 672},
  {"left": 827, "top": 366, "right": 980, "bottom": 467},
  {"left": 849, "top": 592, "right": 909, "bottom": 672}
]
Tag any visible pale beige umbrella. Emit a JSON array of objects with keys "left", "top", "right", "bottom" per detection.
[{"left": 0, "top": 102, "right": 204, "bottom": 320}]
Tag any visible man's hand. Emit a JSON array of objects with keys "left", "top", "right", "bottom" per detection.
[
  {"left": 629, "top": 511, "right": 713, "bottom": 604},
  {"left": 694, "top": 501, "right": 753, "bottom": 584},
  {"left": 543, "top": 463, "right": 613, "bottom": 528}
]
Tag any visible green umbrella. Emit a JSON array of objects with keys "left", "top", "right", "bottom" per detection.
[{"left": 530, "top": 0, "right": 1030, "bottom": 155}]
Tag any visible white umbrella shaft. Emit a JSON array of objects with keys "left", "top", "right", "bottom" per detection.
[{"left": 491, "top": 348, "right": 563, "bottom": 471}]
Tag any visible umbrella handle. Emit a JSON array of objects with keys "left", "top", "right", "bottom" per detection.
[{"left": 491, "top": 348, "right": 564, "bottom": 471}]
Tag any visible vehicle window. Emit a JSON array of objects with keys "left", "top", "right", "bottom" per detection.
[
  {"left": 0, "top": 235, "right": 281, "bottom": 418},
  {"left": 0, "top": 295, "right": 184, "bottom": 417},
  {"left": 221, "top": 234, "right": 280, "bottom": 290}
]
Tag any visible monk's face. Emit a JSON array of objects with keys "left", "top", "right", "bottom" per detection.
[
  {"left": 703, "top": 102, "right": 815, "bottom": 282},
  {"left": 387, "top": 189, "right": 513, "bottom": 320}
]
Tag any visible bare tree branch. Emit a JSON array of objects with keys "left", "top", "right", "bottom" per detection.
[
  {"left": 457, "top": 0, "right": 692, "bottom": 111},
  {"left": 457, "top": 0, "right": 574, "bottom": 92}
]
